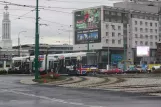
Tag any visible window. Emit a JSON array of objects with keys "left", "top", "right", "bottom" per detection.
[
  {"left": 111, "top": 25, "right": 115, "bottom": 30},
  {"left": 105, "top": 11, "right": 109, "bottom": 14},
  {"left": 118, "top": 40, "right": 121, "bottom": 44},
  {"left": 145, "top": 41, "right": 148, "bottom": 45},
  {"left": 118, "top": 26, "right": 121, "bottom": 30},
  {"left": 140, "top": 28, "right": 143, "bottom": 32},
  {"left": 106, "top": 24, "right": 108, "bottom": 29},
  {"left": 118, "top": 33, "right": 121, "bottom": 37},
  {"left": 0, "top": 61, "right": 3, "bottom": 68},
  {"left": 135, "top": 34, "right": 138, "bottom": 38},
  {"left": 112, "top": 32, "right": 115, "bottom": 37},
  {"left": 111, "top": 12, "right": 116, "bottom": 15},
  {"left": 140, "top": 34, "right": 143, "bottom": 39},
  {"left": 145, "top": 22, "right": 148, "bottom": 26},
  {"left": 106, "top": 39, "right": 108, "bottom": 43},
  {"left": 155, "top": 23, "right": 157, "bottom": 27},
  {"left": 135, "top": 21, "right": 137, "bottom": 25},
  {"left": 150, "top": 42, "right": 153, "bottom": 46},
  {"left": 145, "top": 28, "right": 148, "bottom": 33},
  {"left": 135, "top": 41, "right": 137, "bottom": 45},
  {"left": 150, "top": 22, "right": 153, "bottom": 26},
  {"left": 140, "top": 41, "right": 143, "bottom": 45},
  {"left": 105, "top": 18, "right": 110, "bottom": 22},
  {"left": 117, "top": 12, "right": 121, "bottom": 16},
  {"left": 135, "top": 27, "right": 137, "bottom": 31},
  {"left": 155, "top": 29, "right": 157, "bottom": 33},
  {"left": 150, "top": 29, "right": 153, "bottom": 33},
  {"left": 112, "top": 39, "right": 115, "bottom": 44},
  {"left": 145, "top": 35, "right": 148, "bottom": 39},
  {"left": 140, "top": 21, "right": 143, "bottom": 25},
  {"left": 155, "top": 36, "right": 158, "bottom": 39},
  {"left": 150, "top": 35, "right": 153, "bottom": 39},
  {"left": 106, "top": 32, "right": 109, "bottom": 36}
]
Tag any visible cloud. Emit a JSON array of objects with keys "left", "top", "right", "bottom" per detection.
[{"left": 0, "top": 0, "right": 116, "bottom": 45}]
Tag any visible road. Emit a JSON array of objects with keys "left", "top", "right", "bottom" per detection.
[{"left": 0, "top": 75, "right": 161, "bottom": 107}]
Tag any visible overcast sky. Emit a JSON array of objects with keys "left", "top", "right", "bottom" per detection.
[{"left": 0, "top": 0, "right": 120, "bottom": 46}]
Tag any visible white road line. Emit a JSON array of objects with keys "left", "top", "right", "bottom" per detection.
[{"left": 2, "top": 89, "right": 105, "bottom": 107}]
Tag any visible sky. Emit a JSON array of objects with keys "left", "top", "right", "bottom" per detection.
[{"left": 0, "top": 0, "right": 121, "bottom": 46}]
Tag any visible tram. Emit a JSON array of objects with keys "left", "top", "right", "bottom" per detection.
[{"left": 12, "top": 52, "right": 98, "bottom": 75}]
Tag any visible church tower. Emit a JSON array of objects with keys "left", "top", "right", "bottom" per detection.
[{"left": 2, "top": 5, "right": 12, "bottom": 49}]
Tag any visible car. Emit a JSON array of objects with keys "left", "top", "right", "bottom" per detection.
[
  {"left": 124, "top": 67, "right": 140, "bottom": 73},
  {"left": 99, "top": 68, "right": 123, "bottom": 74}
]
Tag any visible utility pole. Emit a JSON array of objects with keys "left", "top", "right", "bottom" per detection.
[
  {"left": 87, "top": 34, "right": 89, "bottom": 52},
  {"left": 123, "top": 36, "right": 126, "bottom": 71},
  {"left": 35, "top": 0, "right": 39, "bottom": 80}
]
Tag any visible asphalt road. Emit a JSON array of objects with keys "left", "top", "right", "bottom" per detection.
[{"left": 0, "top": 75, "right": 161, "bottom": 107}]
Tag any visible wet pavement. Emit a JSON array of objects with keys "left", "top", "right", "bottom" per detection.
[{"left": 0, "top": 75, "right": 161, "bottom": 107}]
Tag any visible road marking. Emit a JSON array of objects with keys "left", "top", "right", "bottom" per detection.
[{"left": 2, "top": 89, "right": 105, "bottom": 107}]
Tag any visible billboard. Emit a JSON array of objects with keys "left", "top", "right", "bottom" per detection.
[
  {"left": 137, "top": 46, "right": 150, "bottom": 57},
  {"left": 74, "top": 8, "right": 101, "bottom": 44}
]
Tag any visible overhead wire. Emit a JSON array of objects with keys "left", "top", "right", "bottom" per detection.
[
  {"left": 14, "top": 9, "right": 35, "bottom": 20},
  {"left": 47, "top": 0, "right": 106, "bottom": 3}
]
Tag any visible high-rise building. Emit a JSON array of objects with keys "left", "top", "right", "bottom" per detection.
[
  {"left": 1, "top": 5, "right": 12, "bottom": 49},
  {"left": 73, "top": 5, "right": 159, "bottom": 67}
]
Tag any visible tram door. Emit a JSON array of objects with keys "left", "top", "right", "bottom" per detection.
[{"left": 86, "top": 53, "right": 97, "bottom": 65}]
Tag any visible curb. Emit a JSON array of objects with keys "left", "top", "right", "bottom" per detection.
[{"left": 20, "top": 78, "right": 37, "bottom": 85}]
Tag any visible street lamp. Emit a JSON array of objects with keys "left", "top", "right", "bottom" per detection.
[
  {"left": 45, "top": 45, "right": 49, "bottom": 73},
  {"left": 18, "top": 31, "right": 27, "bottom": 57}
]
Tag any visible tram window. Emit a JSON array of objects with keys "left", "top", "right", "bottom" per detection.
[
  {"left": 0, "top": 61, "right": 3, "bottom": 68},
  {"left": 49, "top": 61, "right": 54, "bottom": 69},
  {"left": 39, "top": 61, "right": 43, "bottom": 68},
  {"left": 82, "top": 56, "right": 87, "bottom": 65},
  {"left": 6, "top": 61, "right": 11, "bottom": 68},
  {"left": 49, "top": 61, "right": 52, "bottom": 69},
  {"left": 65, "top": 60, "right": 70, "bottom": 66}
]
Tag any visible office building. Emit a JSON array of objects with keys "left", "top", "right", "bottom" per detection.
[{"left": 73, "top": 5, "right": 159, "bottom": 67}]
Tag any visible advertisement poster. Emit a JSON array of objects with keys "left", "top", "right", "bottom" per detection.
[
  {"left": 74, "top": 8, "right": 101, "bottom": 44},
  {"left": 137, "top": 46, "right": 150, "bottom": 57},
  {"left": 111, "top": 54, "right": 123, "bottom": 65}
]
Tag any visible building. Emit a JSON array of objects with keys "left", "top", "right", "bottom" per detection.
[
  {"left": 114, "top": 0, "right": 161, "bottom": 40},
  {"left": 1, "top": 5, "right": 12, "bottom": 49},
  {"left": 156, "top": 42, "right": 161, "bottom": 63},
  {"left": 12, "top": 44, "right": 73, "bottom": 55},
  {"left": 73, "top": 5, "right": 159, "bottom": 68}
]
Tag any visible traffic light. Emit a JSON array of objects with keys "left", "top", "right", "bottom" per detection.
[{"left": 4, "top": 54, "right": 5, "bottom": 58}]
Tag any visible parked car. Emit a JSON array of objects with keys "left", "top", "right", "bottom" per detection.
[
  {"left": 99, "top": 68, "right": 123, "bottom": 74},
  {"left": 124, "top": 67, "right": 140, "bottom": 73}
]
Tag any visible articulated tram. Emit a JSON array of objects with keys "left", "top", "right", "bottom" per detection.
[{"left": 12, "top": 52, "right": 98, "bottom": 75}]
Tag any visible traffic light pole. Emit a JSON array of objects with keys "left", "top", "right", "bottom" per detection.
[{"left": 35, "top": 0, "right": 39, "bottom": 80}]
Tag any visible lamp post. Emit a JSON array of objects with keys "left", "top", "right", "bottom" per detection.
[
  {"left": 18, "top": 31, "right": 27, "bottom": 57},
  {"left": 45, "top": 45, "right": 49, "bottom": 73},
  {"left": 35, "top": 0, "right": 39, "bottom": 80}
]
